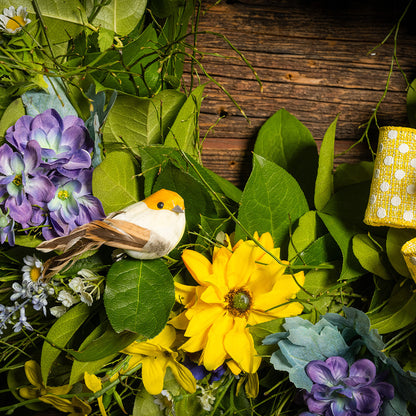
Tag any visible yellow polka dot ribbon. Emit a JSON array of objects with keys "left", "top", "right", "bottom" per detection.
[
  {"left": 364, "top": 126, "right": 416, "bottom": 228},
  {"left": 364, "top": 126, "right": 416, "bottom": 281}
]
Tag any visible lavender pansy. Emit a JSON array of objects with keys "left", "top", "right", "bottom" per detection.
[
  {"left": 301, "top": 356, "right": 394, "bottom": 416},
  {"left": 6, "top": 109, "right": 93, "bottom": 178},
  {"left": 0, "top": 141, "right": 55, "bottom": 224}
]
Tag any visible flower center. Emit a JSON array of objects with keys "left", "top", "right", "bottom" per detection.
[
  {"left": 225, "top": 289, "right": 252, "bottom": 317},
  {"left": 30, "top": 267, "right": 41, "bottom": 282},
  {"left": 6, "top": 16, "right": 26, "bottom": 31},
  {"left": 12, "top": 174, "right": 22, "bottom": 187},
  {"left": 58, "top": 190, "right": 70, "bottom": 200}
]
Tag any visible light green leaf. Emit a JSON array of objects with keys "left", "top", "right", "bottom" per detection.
[
  {"left": 86, "top": 0, "right": 147, "bottom": 36},
  {"left": 133, "top": 387, "right": 165, "bottom": 416},
  {"left": 103, "top": 91, "right": 186, "bottom": 154},
  {"left": 14, "top": 234, "right": 43, "bottom": 248},
  {"left": 92, "top": 151, "right": 139, "bottom": 214},
  {"left": 253, "top": 108, "right": 318, "bottom": 206},
  {"left": 318, "top": 212, "right": 366, "bottom": 280},
  {"left": 98, "top": 27, "right": 115, "bottom": 51},
  {"left": 164, "top": 85, "right": 205, "bottom": 159},
  {"left": 386, "top": 228, "right": 416, "bottom": 278},
  {"left": 69, "top": 324, "right": 117, "bottom": 384},
  {"left": 104, "top": 259, "right": 175, "bottom": 337},
  {"left": 0, "top": 98, "right": 25, "bottom": 139},
  {"left": 368, "top": 282, "right": 416, "bottom": 334},
  {"left": 41, "top": 302, "right": 90, "bottom": 383},
  {"left": 407, "top": 78, "right": 416, "bottom": 128},
  {"left": 314, "top": 115, "right": 338, "bottom": 211},
  {"left": 352, "top": 234, "right": 391, "bottom": 280},
  {"left": 236, "top": 154, "right": 309, "bottom": 249}
]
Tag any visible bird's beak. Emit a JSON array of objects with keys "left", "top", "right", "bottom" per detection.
[{"left": 171, "top": 205, "right": 185, "bottom": 214}]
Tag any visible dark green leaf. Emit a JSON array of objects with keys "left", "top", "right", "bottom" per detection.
[
  {"left": 386, "top": 228, "right": 416, "bottom": 278},
  {"left": 334, "top": 161, "right": 374, "bottom": 191},
  {"left": 104, "top": 259, "right": 175, "bottom": 337},
  {"left": 253, "top": 108, "right": 318, "bottom": 206},
  {"left": 236, "top": 154, "right": 309, "bottom": 249}
]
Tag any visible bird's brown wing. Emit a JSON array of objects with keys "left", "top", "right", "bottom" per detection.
[{"left": 37, "top": 219, "right": 151, "bottom": 280}]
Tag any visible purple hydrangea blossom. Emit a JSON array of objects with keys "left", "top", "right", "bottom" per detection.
[
  {"left": 301, "top": 356, "right": 394, "bottom": 416},
  {"left": 6, "top": 108, "right": 93, "bottom": 178},
  {"left": 0, "top": 141, "right": 55, "bottom": 224},
  {"left": 0, "top": 207, "right": 15, "bottom": 245}
]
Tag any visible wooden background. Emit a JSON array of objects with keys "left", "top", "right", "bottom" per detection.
[{"left": 185, "top": 0, "right": 416, "bottom": 187}]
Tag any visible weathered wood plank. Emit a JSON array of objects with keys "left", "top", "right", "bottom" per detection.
[{"left": 186, "top": 0, "right": 416, "bottom": 187}]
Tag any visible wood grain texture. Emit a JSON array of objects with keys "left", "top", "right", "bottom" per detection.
[{"left": 184, "top": 0, "right": 416, "bottom": 187}]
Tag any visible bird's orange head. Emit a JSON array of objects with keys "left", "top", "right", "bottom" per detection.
[{"left": 143, "top": 189, "right": 185, "bottom": 213}]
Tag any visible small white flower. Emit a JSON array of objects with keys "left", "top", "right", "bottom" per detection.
[
  {"left": 154, "top": 390, "right": 175, "bottom": 413},
  {"left": 79, "top": 292, "right": 93, "bottom": 306},
  {"left": 77, "top": 269, "right": 96, "bottom": 280},
  {"left": 21, "top": 255, "right": 43, "bottom": 284},
  {"left": 0, "top": 6, "right": 31, "bottom": 34},
  {"left": 57, "top": 290, "right": 78, "bottom": 308},
  {"left": 69, "top": 277, "right": 84, "bottom": 293},
  {"left": 197, "top": 385, "right": 216, "bottom": 412},
  {"left": 50, "top": 305, "right": 67, "bottom": 318}
]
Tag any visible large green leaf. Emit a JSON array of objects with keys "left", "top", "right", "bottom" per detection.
[
  {"left": 253, "top": 108, "right": 318, "bottom": 206},
  {"left": 104, "top": 259, "right": 175, "bottom": 337},
  {"left": 368, "top": 281, "right": 416, "bottom": 334},
  {"left": 164, "top": 85, "right": 205, "bottom": 159},
  {"left": 334, "top": 161, "right": 374, "bottom": 191},
  {"left": 103, "top": 90, "right": 186, "bottom": 153},
  {"left": 86, "top": 0, "right": 147, "bottom": 36},
  {"left": 314, "top": 115, "right": 338, "bottom": 211},
  {"left": 92, "top": 151, "right": 140, "bottom": 214},
  {"left": 236, "top": 154, "right": 309, "bottom": 249},
  {"left": 41, "top": 302, "right": 90, "bottom": 383}
]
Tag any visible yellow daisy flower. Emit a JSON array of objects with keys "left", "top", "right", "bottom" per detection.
[
  {"left": 120, "top": 325, "right": 196, "bottom": 395},
  {"left": 0, "top": 6, "right": 31, "bottom": 34},
  {"left": 171, "top": 232, "right": 305, "bottom": 374}
]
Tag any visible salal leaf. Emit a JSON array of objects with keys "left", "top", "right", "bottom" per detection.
[
  {"left": 104, "top": 259, "right": 175, "bottom": 337},
  {"left": 164, "top": 85, "right": 205, "bottom": 159},
  {"left": 334, "top": 161, "right": 374, "bottom": 191},
  {"left": 0, "top": 98, "right": 25, "bottom": 139},
  {"left": 314, "top": 115, "right": 338, "bottom": 211},
  {"left": 236, "top": 154, "right": 309, "bottom": 249},
  {"left": 352, "top": 234, "right": 391, "bottom": 280},
  {"left": 92, "top": 151, "right": 140, "bottom": 214},
  {"left": 41, "top": 302, "right": 90, "bottom": 383},
  {"left": 386, "top": 228, "right": 416, "bottom": 278},
  {"left": 86, "top": 0, "right": 147, "bottom": 36},
  {"left": 253, "top": 108, "right": 318, "bottom": 206}
]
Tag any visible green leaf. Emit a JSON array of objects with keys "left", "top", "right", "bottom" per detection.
[
  {"left": 69, "top": 324, "right": 117, "bottom": 384},
  {"left": 87, "top": 0, "right": 147, "bottom": 36},
  {"left": 334, "top": 161, "right": 374, "bottom": 191},
  {"left": 103, "top": 91, "right": 186, "bottom": 153},
  {"left": 13, "top": 234, "right": 43, "bottom": 248},
  {"left": 41, "top": 302, "right": 90, "bottom": 383},
  {"left": 0, "top": 98, "right": 25, "bottom": 139},
  {"left": 368, "top": 281, "right": 416, "bottom": 334},
  {"left": 92, "top": 151, "right": 140, "bottom": 214},
  {"left": 68, "top": 326, "right": 140, "bottom": 362},
  {"left": 318, "top": 212, "right": 366, "bottom": 280},
  {"left": 164, "top": 85, "right": 205, "bottom": 158},
  {"left": 292, "top": 234, "right": 340, "bottom": 266},
  {"left": 314, "top": 115, "right": 338, "bottom": 211},
  {"left": 253, "top": 108, "right": 318, "bottom": 206},
  {"left": 352, "top": 234, "right": 391, "bottom": 280},
  {"left": 236, "top": 154, "right": 309, "bottom": 249},
  {"left": 22, "top": 77, "right": 77, "bottom": 118},
  {"left": 386, "top": 228, "right": 416, "bottom": 278},
  {"left": 407, "top": 78, "right": 416, "bottom": 128},
  {"left": 104, "top": 259, "right": 175, "bottom": 337},
  {"left": 98, "top": 27, "right": 115, "bottom": 51}
]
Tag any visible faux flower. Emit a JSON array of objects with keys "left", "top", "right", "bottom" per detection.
[
  {"left": 19, "top": 360, "right": 71, "bottom": 399},
  {"left": 301, "top": 356, "right": 394, "bottom": 416},
  {"left": 0, "top": 141, "right": 55, "bottom": 224},
  {"left": 6, "top": 109, "right": 93, "bottom": 178},
  {"left": 0, "top": 6, "right": 31, "bottom": 34},
  {"left": 171, "top": 232, "right": 305, "bottom": 374},
  {"left": 120, "top": 325, "right": 196, "bottom": 395},
  {"left": 0, "top": 207, "right": 14, "bottom": 245}
]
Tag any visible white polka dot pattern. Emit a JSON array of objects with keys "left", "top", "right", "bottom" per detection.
[
  {"left": 401, "top": 238, "right": 416, "bottom": 284},
  {"left": 364, "top": 126, "right": 416, "bottom": 228}
]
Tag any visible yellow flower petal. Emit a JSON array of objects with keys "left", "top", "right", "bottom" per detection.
[
  {"left": 203, "top": 312, "right": 234, "bottom": 371},
  {"left": 47, "top": 384, "right": 72, "bottom": 396},
  {"left": 84, "top": 372, "right": 102, "bottom": 393},
  {"left": 141, "top": 355, "right": 168, "bottom": 395},
  {"left": 169, "top": 310, "right": 190, "bottom": 330},
  {"left": 200, "top": 284, "right": 226, "bottom": 304},
  {"left": 226, "top": 241, "right": 256, "bottom": 288},
  {"left": 174, "top": 281, "right": 197, "bottom": 307},
  {"left": 39, "top": 394, "right": 92, "bottom": 415},
  {"left": 167, "top": 361, "right": 196, "bottom": 393},
  {"left": 24, "top": 360, "right": 43, "bottom": 389},
  {"left": 180, "top": 326, "right": 210, "bottom": 352},
  {"left": 19, "top": 386, "right": 39, "bottom": 399},
  {"left": 185, "top": 304, "right": 223, "bottom": 337},
  {"left": 182, "top": 250, "right": 213, "bottom": 286},
  {"left": 224, "top": 317, "right": 261, "bottom": 373},
  {"left": 226, "top": 360, "right": 242, "bottom": 375}
]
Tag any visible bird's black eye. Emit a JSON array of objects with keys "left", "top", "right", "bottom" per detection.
[{"left": 157, "top": 201, "right": 164, "bottom": 209}]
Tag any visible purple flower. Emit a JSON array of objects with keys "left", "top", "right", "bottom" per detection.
[
  {"left": 183, "top": 356, "right": 226, "bottom": 383},
  {"left": 6, "top": 109, "right": 93, "bottom": 178},
  {"left": 0, "top": 142, "right": 55, "bottom": 224},
  {"left": 302, "top": 356, "right": 394, "bottom": 416},
  {"left": 0, "top": 207, "right": 15, "bottom": 245},
  {"left": 44, "top": 169, "right": 104, "bottom": 239}
]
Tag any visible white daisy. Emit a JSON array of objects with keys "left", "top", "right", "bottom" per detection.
[
  {"left": 0, "top": 6, "right": 31, "bottom": 34},
  {"left": 21, "top": 255, "right": 43, "bottom": 285}
]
